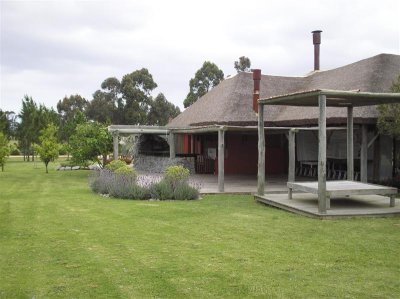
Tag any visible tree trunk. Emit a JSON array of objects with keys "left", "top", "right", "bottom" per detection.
[
  {"left": 392, "top": 137, "right": 397, "bottom": 178},
  {"left": 102, "top": 154, "right": 107, "bottom": 168},
  {"left": 45, "top": 162, "right": 49, "bottom": 174},
  {"left": 1, "top": 164, "right": 3, "bottom": 172}
]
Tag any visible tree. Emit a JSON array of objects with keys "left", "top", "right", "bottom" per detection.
[
  {"left": 69, "top": 122, "right": 112, "bottom": 167},
  {"left": 33, "top": 124, "right": 59, "bottom": 173},
  {"left": 57, "top": 95, "right": 87, "bottom": 156},
  {"left": 183, "top": 61, "right": 224, "bottom": 108},
  {"left": 121, "top": 68, "right": 158, "bottom": 124},
  {"left": 86, "top": 77, "right": 124, "bottom": 124},
  {"left": 16, "top": 96, "right": 57, "bottom": 161},
  {"left": 377, "top": 75, "right": 400, "bottom": 137},
  {"left": 0, "top": 132, "right": 10, "bottom": 172},
  {"left": 86, "top": 90, "right": 116, "bottom": 123},
  {"left": 101, "top": 77, "right": 123, "bottom": 123},
  {"left": 377, "top": 74, "right": 400, "bottom": 177},
  {"left": 0, "top": 110, "right": 10, "bottom": 137},
  {"left": 4, "top": 111, "right": 18, "bottom": 138},
  {"left": 234, "top": 56, "right": 251, "bottom": 73},
  {"left": 57, "top": 94, "right": 88, "bottom": 120},
  {"left": 148, "top": 93, "right": 181, "bottom": 125}
]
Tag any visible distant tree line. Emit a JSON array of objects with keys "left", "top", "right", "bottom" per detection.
[
  {"left": 0, "top": 58, "right": 254, "bottom": 165},
  {"left": 0, "top": 68, "right": 182, "bottom": 160}
]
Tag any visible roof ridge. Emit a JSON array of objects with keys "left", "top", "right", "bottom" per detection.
[{"left": 306, "top": 53, "right": 400, "bottom": 77}]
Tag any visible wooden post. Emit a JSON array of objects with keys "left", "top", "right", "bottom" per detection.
[
  {"left": 360, "top": 125, "right": 368, "bottom": 182},
  {"left": 373, "top": 135, "right": 380, "bottom": 181},
  {"left": 347, "top": 106, "right": 354, "bottom": 180},
  {"left": 390, "top": 195, "right": 395, "bottom": 207},
  {"left": 218, "top": 128, "right": 225, "bottom": 192},
  {"left": 318, "top": 95, "right": 327, "bottom": 214},
  {"left": 257, "top": 104, "right": 265, "bottom": 196},
  {"left": 113, "top": 131, "right": 119, "bottom": 160},
  {"left": 169, "top": 131, "right": 175, "bottom": 159},
  {"left": 288, "top": 129, "right": 296, "bottom": 199}
]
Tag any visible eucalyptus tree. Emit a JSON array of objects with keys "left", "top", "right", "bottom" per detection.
[
  {"left": 183, "top": 61, "right": 224, "bottom": 108},
  {"left": 148, "top": 93, "right": 180, "bottom": 125},
  {"left": 121, "top": 68, "right": 157, "bottom": 124},
  {"left": 234, "top": 56, "right": 251, "bottom": 73}
]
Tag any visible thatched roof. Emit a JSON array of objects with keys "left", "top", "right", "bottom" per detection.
[{"left": 168, "top": 54, "right": 400, "bottom": 127}]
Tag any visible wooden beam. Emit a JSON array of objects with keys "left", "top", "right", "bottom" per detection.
[
  {"left": 347, "top": 106, "right": 354, "bottom": 180},
  {"left": 112, "top": 131, "right": 119, "bottom": 160},
  {"left": 257, "top": 104, "right": 265, "bottom": 196},
  {"left": 218, "top": 129, "right": 225, "bottom": 192},
  {"left": 259, "top": 89, "right": 400, "bottom": 107},
  {"left": 318, "top": 95, "right": 327, "bottom": 213},
  {"left": 360, "top": 125, "right": 368, "bottom": 182},
  {"left": 169, "top": 132, "right": 175, "bottom": 159}
]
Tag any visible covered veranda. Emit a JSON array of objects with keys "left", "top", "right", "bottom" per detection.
[
  {"left": 109, "top": 124, "right": 293, "bottom": 191},
  {"left": 255, "top": 89, "right": 400, "bottom": 218},
  {"left": 109, "top": 124, "right": 348, "bottom": 194}
]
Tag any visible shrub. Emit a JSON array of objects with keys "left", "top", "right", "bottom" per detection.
[
  {"left": 151, "top": 180, "right": 174, "bottom": 200},
  {"left": 59, "top": 143, "right": 69, "bottom": 155},
  {"left": 131, "top": 184, "right": 151, "bottom": 200},
  {"left": 114, "top": 165, "right": 137, "bottom": 180},
  {"left": 108, "top": 174, "right": 137, "bottom": 199},
  {"left": 173, "top": 183, "right": 199, "bottom": 200},
  {"left": 89, "top": 165, "right": 199, "bottom": 201},
  {"left": 164, "top": 165, "right": 190, "bottom": 187},
  {"left": 89, "top": 169, "right": 113, "bottom": 194},
  {"left": 10, "top": 147, "right": 20, "bottom": 156},
  {"left": 105, "top": 159, "right": 126, "bottom": 171},
  {"left": 60, "top": 161, "right": 74, "bottom": 167}
]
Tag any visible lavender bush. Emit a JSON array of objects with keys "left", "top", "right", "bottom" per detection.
[
  {"left": 89, "top": 166, "right": 201, "bottom": 200},
  {"left": 89, "top": 169, "right": 113, "bottom": 194},
  {"left": 150, "top": 180, "right": 174, "bottom": 200},
  {"left": 173, "top": 183, "right": 199, "bottom": 200},
  {"left": 108, "top": 173, "right": 139, "bottom": 199}
]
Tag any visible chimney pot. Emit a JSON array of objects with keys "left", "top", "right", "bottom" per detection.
[
  {"left": 252, "top": 69, "right": 261, "bottom": 113},
  {"left": 311, "top": 30, "right": 322, "bottom": 71}
]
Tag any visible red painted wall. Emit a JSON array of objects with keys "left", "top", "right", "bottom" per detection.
[
  {"left": 215, "top": 133, "right": 287, "bottom": 175},
  {"left": 182, "top": 133, "right": 287, "bottom": 175}
]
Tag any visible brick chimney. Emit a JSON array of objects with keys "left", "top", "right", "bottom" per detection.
[
  {"left": 312, "top": 30, "right": 322, "bottom": 71},
  {"left": 252, "top": 69, "right": 261, "bottom": 113}
]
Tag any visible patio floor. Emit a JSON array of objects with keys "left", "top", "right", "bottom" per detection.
[
  {"left": 255, "top": 193, "right": 400, "bottom": 219},
  {"left": 192, "top": 174, "right": 292, "bottom": 194},
  {"left": 189, "top": 174, "right": 400, "bottom": 219},
  {"left": 139, "top": 171, "right": 400, "bottom": 219}
]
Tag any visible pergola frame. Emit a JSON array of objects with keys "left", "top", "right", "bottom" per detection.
[
  {"left": 257, "top": 89, "right": 400, "bottom": 214},
  {"left": 109, "top": 124, "right": 347, "bottom": 193}
]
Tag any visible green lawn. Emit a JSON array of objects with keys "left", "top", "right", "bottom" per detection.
[{"left": 1, "top": 159, "right": 399, "bottom": 298}]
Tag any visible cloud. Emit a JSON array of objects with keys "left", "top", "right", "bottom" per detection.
[{"left": 1, "top": 0, "right": 399, "bottom": 113}]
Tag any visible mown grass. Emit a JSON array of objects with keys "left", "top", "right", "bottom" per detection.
[{"left": 1, "top": 158, "right": 399, "bottom": 298}]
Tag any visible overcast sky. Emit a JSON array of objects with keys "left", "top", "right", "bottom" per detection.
[{"left": 1, "top": 0, "right": 399, "bottom": 113}]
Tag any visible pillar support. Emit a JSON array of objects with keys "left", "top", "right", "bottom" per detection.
[
  {"left": 218, "top": 128, "right": 225, "bottom": 193},
  {"left": 288, "top": 129, "right": 297, "bottom": 199},
  {"left": 112, "top": 131, "right": 119, "bottom": 160},
  {"left": 257, "top": 104, "right": 265, "bottom": 196},
  {"left": 360, "top": 125, "right": 368, "bottom": 182},
  {"left": 347, "top": 106, "right": 354, "bottom": 180},
  {"left": 318, "top": 95, "right": 327, "bottom": 214}
]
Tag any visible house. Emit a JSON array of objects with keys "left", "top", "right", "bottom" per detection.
[{"left": 109, "top": 32, "right": 400, "bottom": 190}]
